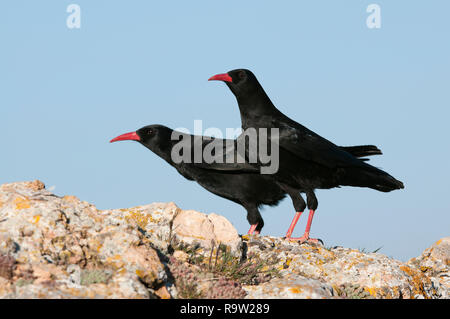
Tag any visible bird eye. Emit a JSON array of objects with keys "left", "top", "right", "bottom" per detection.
[
  {"left": 147, "top": 129, "right": 153, "bottom": 135},
  {"left": 238, "top": 71, "right": 246, "bottom": 79}
]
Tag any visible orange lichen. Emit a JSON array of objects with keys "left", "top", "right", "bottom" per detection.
[
  {"left": 62, "top": 195, "right": 79, "bottom": 203},
  {"left": 96, "top": 244, "right": 103, "bottom": 253},
  {"left": 155, "top": 286, "right": 171, "bottom": 299},
  {"left": 289, "top": 287, "right": 302, "bottom": 294},
  {"left": 14, "top": 197, "right": 31, "bottom": 210},
  {"left": 33, "top": 215, "right": 41, "bottom": 224},
  {"left": 135, "top": 268, "right": 157, "bottom": 285},
  {"left": 400, "top": 265, "right": 431, "bottom": 299},
  {"left": 391, "top": 286, "right": 400, "bottom": 298}
]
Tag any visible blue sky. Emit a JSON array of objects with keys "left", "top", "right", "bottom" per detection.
[{"left": 1, "top": 1, "right": 449, "bottom": 261}]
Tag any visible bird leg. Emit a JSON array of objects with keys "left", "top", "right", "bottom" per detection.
[
  {"left": 285, "top": 210, "right": 320, "bottom": 244},
  {"left": 285, "top": 211, "right": 303, "bottom": 238},
  {"left": 247, "top": 224, "right": 260, "bottom": 235}
]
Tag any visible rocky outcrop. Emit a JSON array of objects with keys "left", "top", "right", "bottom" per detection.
[
  {"left": 0, "top": 181, "right": 448, "bottom": 299},
  {"left": 242, "top": 236, "right": 447, "bottom": 299}
]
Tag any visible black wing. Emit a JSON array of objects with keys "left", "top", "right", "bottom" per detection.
[
  {"left": 182, "top": 135, "right": 260, "bottom": 173},
  {"left": 275, "top": 120, "right": 371, "bottom": 169}
]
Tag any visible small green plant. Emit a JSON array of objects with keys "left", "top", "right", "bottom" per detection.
[
  {"left": 15, "top": 278, "right": 34, "bottom": 287},
  {"left": 335, "top": 284, "right": 374, "bottom": 299},
  {"left": 205, "top": 277, "right": 246, "bottom": 299},
  {"left": 167, "top": 257, "right": 202, "bottom": 299},
  {"left": 80, "top": 269, "right": 112, "bottom": 286},
  {"left": 169, "top": 239, "right": 205, "bottom": 265},
  {"left": 0, "top": 255, "right": 15, "bottom": 280},
  {"left": 167, "top": 241, "right": 280, "bottom": 299},
  {"left": 207, "top": 243, "right": 279, "bottom": 285},
  {"left": 357, "top": 246, "right": 383, "bottom": 254}
]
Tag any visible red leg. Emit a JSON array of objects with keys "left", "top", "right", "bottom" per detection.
[
  {"left": 247, "top": 224, "right": 260, "bottom": 235},
  {"left": 286, "top": 210, "right": 320, "bottom": 244},
  {"left": 285, "top": 211, "right": 303, "bottom": 238}
]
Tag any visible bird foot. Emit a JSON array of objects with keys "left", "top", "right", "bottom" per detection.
[
  {"left": 285, "top": 235, "right": 323, "bottom": 245},
  {"left": 247, "top": 224, "right": 260, "bottom": 235}
]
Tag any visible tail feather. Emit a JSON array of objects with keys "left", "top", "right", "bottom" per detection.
[
  {"left": 340, "top": 145, "right": 382, "bottom": 159},
  {"left": 339, "top": 145, "right": 403, "bottom": 192},
  {"left": 370, "top": 173, "right": 404, "bottom": 192},
  {"left": 341, "top": 165, "right": 404, "bottom": 192}
]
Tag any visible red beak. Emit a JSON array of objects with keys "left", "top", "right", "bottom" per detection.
[
  {"left": 208, "top": 73, "right": 232, "bottom": 82},
  {"left": 110, "top": 131, "right": 141, "bottom": 143}
]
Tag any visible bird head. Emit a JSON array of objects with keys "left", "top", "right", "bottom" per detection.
[
  {"left": 110, "top": 124, "right": 173, "bottom": 154},
  {"left": 208, "top": 69, "right": 260, "bottom": 99},
  {"left": 208, "top": 69, "right": 276, "bottom": 118}
]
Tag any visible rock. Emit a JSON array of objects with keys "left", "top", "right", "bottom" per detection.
[
  {"left": 242, "top": 236, "right": 448, "bottom": 299},
  {"left": 0, "top": 181, "right": 171, "bottom": 298},
  {"left": 408, "top": 237, "right": 450, "bottom": 298},
  {"left": 172, "top": 210, "right": 241, "bottom": 254},
  {"left": 244, "top": 275, "right": 336, "bottom": 299},
  {"left": 0, "top": 181, "right": 448, "bottom": 299},
  {"left": 172, "top": 250, "right": 189, "bottom": 262}
]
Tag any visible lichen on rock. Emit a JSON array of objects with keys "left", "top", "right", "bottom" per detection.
[{"left": 0, "top": 181, "right": 448, "bottom": 299}]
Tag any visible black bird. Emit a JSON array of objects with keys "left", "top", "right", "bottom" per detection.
[
  {"left": 209, "top": 69, "right": 404, "bottom": 243},
  {"left": 110, "top": 125, "right": 381, "bottom": 235},
  {"left": 110, "top": 124, "right": 285, "bottom": 234}
]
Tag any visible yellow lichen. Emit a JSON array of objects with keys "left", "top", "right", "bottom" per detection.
[
  {"left": 124, "top": 210, "right": 155, "bottom": 229},
  {"left": 345, "top": 259, "right": 360, "bottom": 270},
  {"left": 315, "top": 258, "right": 324, "bottom": 266},
  {"left": 420, "top": 266, "right": 432, "bottom": 272},
  {"left": 285, "top": 257, "right": 292, "bottom": 267},
  {"left": 14, "top": 196, "right": 31, "bottom": 210},
  {"left": 33, "top": 215, "right": 41, "bottom": 224},
  {"left": 179, "top": 234, "right": 207, "bottom": 241},
  {"left": 364, "top": 286, "right": 378, "bottom": 297}
]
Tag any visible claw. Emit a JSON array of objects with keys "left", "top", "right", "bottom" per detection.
[{"left": 285, "top": 235, "right": 323, "bottom": 245}]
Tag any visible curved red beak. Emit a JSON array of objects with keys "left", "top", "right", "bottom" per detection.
[
  {"left": 110, "top": 131, "right": 140, "bottom": 143},
  {"left": 208, "top": 73, "right": 232, "bottom": 82}
]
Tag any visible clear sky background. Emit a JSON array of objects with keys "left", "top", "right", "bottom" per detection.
[{"left": 1, "top": 1, "right": 449, "bottom": 261}]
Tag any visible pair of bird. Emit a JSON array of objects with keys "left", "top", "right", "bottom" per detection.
[{"left": 111, "top": 69, "right": 404, "bottom": 244}]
